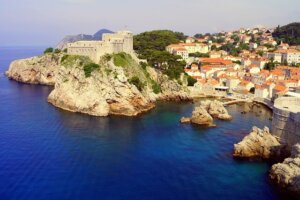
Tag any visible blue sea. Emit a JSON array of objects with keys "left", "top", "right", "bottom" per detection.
[{"left": 0, "top": 46, "right": 288, "bottom": 200}]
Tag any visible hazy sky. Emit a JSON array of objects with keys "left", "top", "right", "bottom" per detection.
[{"left": 0, "top": 0, "right": 299, "bottom": 46}]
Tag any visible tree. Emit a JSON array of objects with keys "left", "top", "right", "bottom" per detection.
[
  {"left": 187, "top": 76, "right": 197, "bottom": 86},
  {"left": 194, "top": 33, "right": 203, "bottom": 38},
  {"left": 264, "top": 59, "right": 276, "bottom": 71},
  {"left": 44, "top": 47, "right": 53, "bottom": 54}
]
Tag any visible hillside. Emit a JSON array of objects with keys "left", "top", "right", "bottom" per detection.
[{"left": 272, "top": 22, "right": 300, "bottom": 45}]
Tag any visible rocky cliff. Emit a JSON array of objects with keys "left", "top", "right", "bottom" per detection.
[
  {"left": 233, "top": 126, "right": 281, "bottom": 159},
  {"left": 6, "top": 52, "right": 191, "bottom": 117},
  {"left": 5, "top": 54, "right": 60, "bottom": 85},
  {"left": 48, "top": 54, "right": 155, "bottom": 116},
  {"left": 270, "top": 144, "right": 300, "bottom": 196}
]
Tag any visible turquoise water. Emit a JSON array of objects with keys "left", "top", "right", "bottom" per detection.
[{"left": 0, "top": 46, "right": 286, "bottom": 200}]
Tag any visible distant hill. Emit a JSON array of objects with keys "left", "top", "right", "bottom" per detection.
[
  {"left": 272, "top": 22, "right": 300, "bottom": 45},
  {"left": 56, "top": 29, "right": 114, "bottom": 50}
]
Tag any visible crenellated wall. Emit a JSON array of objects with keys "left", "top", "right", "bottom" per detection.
[
  {"left": 67, "top": 31, "right": 134, "bottom": 63},
  {"left": 271, "top": 97, "right": 300, "bottom": 147}
]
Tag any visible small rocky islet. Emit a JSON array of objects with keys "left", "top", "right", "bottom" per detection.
[{"left": 5, "top": 52, "right": 300, "bottom": 197}]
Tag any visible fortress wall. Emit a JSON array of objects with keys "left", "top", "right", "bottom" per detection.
[
  {"left": 67, "top": 31, "right": 134, "bottom": 63},
  {"left": 271, "top": 97, "right": 300, "bottom": 147}
]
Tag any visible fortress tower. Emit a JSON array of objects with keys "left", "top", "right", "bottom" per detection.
[{"left": 67, "top": 30, "right": 134, "bottom": 63}]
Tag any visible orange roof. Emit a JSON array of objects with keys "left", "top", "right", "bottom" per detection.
[
  {"left": 274, "top": 85, "right": 287, "bottom": 92},
  {"left": 201, "top": 58, "right": 233, "bottom": 65}
]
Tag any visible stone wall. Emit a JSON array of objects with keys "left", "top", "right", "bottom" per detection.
[
  {"left": 67, "top": 31, "right": 133, "bottom": 63},
  {"left": 271, "top": 97, "right": 300, "bottom": 147}
]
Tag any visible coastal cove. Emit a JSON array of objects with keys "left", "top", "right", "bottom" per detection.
[{"left": 0, "top": 46, "right": 295, "bottom": 200}]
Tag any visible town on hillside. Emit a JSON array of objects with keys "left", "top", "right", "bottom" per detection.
[{"left": 166, "top": 26, "right": 300, "bottom": 102}]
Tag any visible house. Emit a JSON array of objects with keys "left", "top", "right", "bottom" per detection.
[
  {"left": 173, "top": 48, "right": 189, "bottom": 60},
  {"left": 236, "top": 80, "right": 255, "bottom": 92},
  {"left": 186, "top": 37, "right": 195, "bottom": 44},
  {"left": 254, "top": 85, "right": 269, "bottom": 98},
  {"left": 281, "top": 49, "right": 300, "bottom": 64},
  {"left": 272, "top": 84, "right": 288, "bottom": 99},
  {"left": 249, "top": 43, "right": 258, "bottom": 50},
  {"left": 226, "top": 77, "right": 241, "bottom": 92},
  {"left": 247, "top": 64, "right": 261, "bottom": 74}
]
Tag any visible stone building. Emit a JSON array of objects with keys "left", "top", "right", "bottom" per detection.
[{"left": 67, "top": 30, "right": 134, "bottom": 63}]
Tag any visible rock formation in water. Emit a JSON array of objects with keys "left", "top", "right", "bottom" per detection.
[
  {"left": 180, "top": 99, "right": 231, "bottom": 126},
  {"left": 233, "top": 126, "right": 280, "bottom": 159},
  {"left": 5, "top": 54, "right": 60, "bottom": 85},
  {"left": 6, "top": 53, "right": 191, "bottom": 117},
  {"left": 189, "top": 106, "right": 214, "bottom": 126},
  {"left": 269, "top": 144, "right": 300, "bottom": 196},
  {"left": 200, "top": 100, "right": 232, "bottom": 120}
]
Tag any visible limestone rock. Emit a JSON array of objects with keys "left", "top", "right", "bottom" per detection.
[
  {"left": 190, "top": 106, "right": 214, "bottom": 126},
  {"left": 180, "top": 117, "right": 191, "bottom": 123},
  {"left": 48, "top": 62, "right": 154, "bottom": 117},
  {"left": 201, "top": 100, "right": 232, "bottom": 120},
  {"left": 158, "top": 73, "right": 191, "bottom": 101},
  {"left": 233, "top": 126, "right": 280, "bottom": 159},
  {"left": 269, "top": 144, "right": 300, "bottom": 196},
  {"left": 5, "top": 54, "right": 59, "bottom": 85}
]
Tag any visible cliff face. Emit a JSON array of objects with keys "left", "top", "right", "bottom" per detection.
[
  {"left": 270, "top": 144, "right": 300, "bottom": 196},
  {"left": 5, "top": 54, "right": 60, "bottom": 85},
  {"left": 48, "top": 58, "right": 155, "bottom": 116}
]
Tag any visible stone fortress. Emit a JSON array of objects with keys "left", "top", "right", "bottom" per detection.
[
  {"left": 67, "top": 30, "right": 134, "bottom": 63},
  {"left": 271, "top": 97, "right": 300, "bottom": 148}
]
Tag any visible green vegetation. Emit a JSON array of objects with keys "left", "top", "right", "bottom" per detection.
[
  {"left": 60, "top": 54, "right": 99, "bottom": 77},
  {"left": 264, "top": 59, "right": 277, "bottom": 71},
  {"left": 187, "top": 76, "right": 197, "bottom": 86},
  {"left": 54, "top": 49, "right": 61, "bottom": 53},
  {"left": 273, "top": 23, "right": 300, "bottom": 45},
  {"left": 151, "top": 80, "right": 161, "bottom": 94},
  {"left": 189, "top": 52, "right": 209, "bottom": 57},
  {"left": 83, "top": 63, "right": 100, "bottom": 77},
  {"left": 113, "top": 52, "right": 132, "bottom": 67},
  {"left": 219, "top": 42, "right": 249, "bottom": 56},
  {"left": 128, "top": 76, "right": 144, "bottom": 91},
  {"left": 133, "top": 30, "right": 187, "bottom": 82},
  {"left": 44, "top": 47, "right": 54, "bottom": 54}
]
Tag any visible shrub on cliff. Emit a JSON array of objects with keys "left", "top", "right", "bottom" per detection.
[
  {"left": 44, "top": 47, "right": 54, "bottom": 54},
  {"left": 129, "top": 76, "right": 144, "bottom": 91},
  {"left": 83, "top": 63, "right": 100, "bottom": 77},
  {"left": 113, "top": 53, "right": 132, "bottom": 67},
  {"left": 151, "top": 81, "right": 161, "bottom": 94},
  {"left": 187, "top": 76, "right": 197, "bottom": 86}
]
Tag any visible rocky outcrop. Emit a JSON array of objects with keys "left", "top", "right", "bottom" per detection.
[
  {"left": 200, "top": 100, "right": 232, "bottom": 120},
  {"left": 233, "top": 126, "right": 280, "bottom": 159},
  {"left": 6, "top": 53, "right": 191, "bottom": 117},
  {"left": 5, "top": 54, "right": 60, "bottom": 85},
  {"left": 270, "top": 144, "right": 300, "bottom": 196},
  {"left": 180, "top": 117, "right": 191, "bottom": 123},
  {"left": 189, "top": 106, "right": 214, "bottom": 126},
  {"left": 181, "top": 100, "right": 231, "bottom": 127},
  {"left": 48, "top": 58, "right": 155, "bottom": 117}
]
